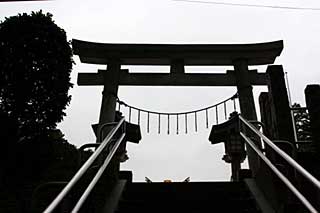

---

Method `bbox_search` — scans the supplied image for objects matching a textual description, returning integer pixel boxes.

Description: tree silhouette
[0,11,73,138]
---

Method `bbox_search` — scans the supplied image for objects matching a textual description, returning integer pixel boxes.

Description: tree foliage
[0,11,73,138]
[292,103,312,141]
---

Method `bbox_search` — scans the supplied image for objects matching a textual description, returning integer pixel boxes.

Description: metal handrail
[240,133,317,213]
[43,117,126,213]
[239,115,320,189]
[79,143,101,151]
[247,120,265,131]
[98,121,119,142]
[239,115,320,213]
[71,133,126,213]
[78,143,102,167]
[31,182,68,212]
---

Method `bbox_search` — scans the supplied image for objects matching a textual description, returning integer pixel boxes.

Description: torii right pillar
[233,59,260,177]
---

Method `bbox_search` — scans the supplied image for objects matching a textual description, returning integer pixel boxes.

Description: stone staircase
[115,181,261,213]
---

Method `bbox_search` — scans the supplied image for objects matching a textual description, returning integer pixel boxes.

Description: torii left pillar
[233,59,260,177]
[98,60,121,180]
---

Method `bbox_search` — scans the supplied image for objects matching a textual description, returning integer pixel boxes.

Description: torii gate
[72,39,283,177]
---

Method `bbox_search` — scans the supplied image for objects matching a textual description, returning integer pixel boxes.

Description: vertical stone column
[259,92,281,161]
[233,59,260,176]
[259,92,275,139]
[305,84,320,154]
[97,60,121,183]
[98,60,121,131]
[266,65,295,145]
[170,59,185,74]
[258,66,298,210]
[231,156,241,181]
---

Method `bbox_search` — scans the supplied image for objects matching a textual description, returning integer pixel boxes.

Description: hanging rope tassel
[167,114,170,135]
[185,114,188,134]
[158,114,161,134]
[215,106,219,125]
[205,109,209,128]
[194,112,198,132]
[224,102,227,119]
[176,114,179,134]
[147,112,150,133]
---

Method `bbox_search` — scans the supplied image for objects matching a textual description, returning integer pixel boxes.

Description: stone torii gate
[72,39,283,177]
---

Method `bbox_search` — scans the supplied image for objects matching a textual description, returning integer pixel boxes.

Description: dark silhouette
[0,112,19,186]
[0,11,77,212]
[0,11,73,139]
[16,129,79,183]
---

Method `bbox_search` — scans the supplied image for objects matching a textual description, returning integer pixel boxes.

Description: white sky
[1,0,320,182]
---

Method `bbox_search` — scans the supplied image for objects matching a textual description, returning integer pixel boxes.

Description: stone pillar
[258,67,299,211]
[258,93,285,211]
[231,156,241,181]
[305,84,320,154]
[98,60,121,133]
[233,59,260,176]
[233,60,258,120]
[97,60,121,183]
[258,91,279,163]
[259,92,275,139]
[266,65,295,145]
[170,59,185,74]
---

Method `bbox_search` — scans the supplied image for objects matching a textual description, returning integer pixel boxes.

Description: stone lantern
[209,113,246,181]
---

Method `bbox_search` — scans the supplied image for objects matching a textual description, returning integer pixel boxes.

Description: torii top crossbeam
[72,39,283,66]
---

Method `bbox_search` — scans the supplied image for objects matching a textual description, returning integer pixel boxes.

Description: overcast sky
[1,0,320,182]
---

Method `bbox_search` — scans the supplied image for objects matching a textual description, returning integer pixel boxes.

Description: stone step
[115,182,261,213]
